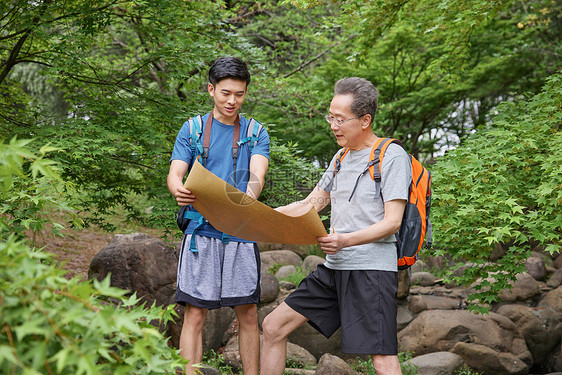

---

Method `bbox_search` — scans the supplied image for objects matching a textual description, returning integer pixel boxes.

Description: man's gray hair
[334,77,379,124]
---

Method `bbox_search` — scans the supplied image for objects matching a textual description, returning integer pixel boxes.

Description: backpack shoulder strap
[368,138,403,180]
[324,148,349,192]
[201,112,214,164]
[333,148,350,175]
[237,118,263,152]
[365,138,402,198]
[188,115,204,168]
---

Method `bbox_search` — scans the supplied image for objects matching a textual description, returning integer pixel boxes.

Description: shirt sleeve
[380,144,411,202]
[170,120,193,165]
[317,151,339,192]
[251,123,271,160]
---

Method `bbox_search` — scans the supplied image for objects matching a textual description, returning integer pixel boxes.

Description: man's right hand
[173,186,196,206]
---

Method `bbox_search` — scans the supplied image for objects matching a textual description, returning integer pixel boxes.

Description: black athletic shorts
[284,264,398,355]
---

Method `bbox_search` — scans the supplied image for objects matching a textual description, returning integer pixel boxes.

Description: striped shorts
[175,234,261,309]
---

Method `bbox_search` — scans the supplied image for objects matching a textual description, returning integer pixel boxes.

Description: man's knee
[235,304,258,327]
[183,305,207,329]
[262,311,290,343]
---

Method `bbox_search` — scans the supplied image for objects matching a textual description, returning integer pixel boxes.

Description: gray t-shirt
[318,143,411,272]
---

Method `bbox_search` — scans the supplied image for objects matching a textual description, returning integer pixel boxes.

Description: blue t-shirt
[170,112,270,242]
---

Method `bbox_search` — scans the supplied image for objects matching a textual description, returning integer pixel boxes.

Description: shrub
[431,73,562,313]
[0,138,187,374]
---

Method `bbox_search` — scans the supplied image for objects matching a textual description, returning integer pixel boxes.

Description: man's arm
[275,186,331,217]
[246,154,269,199]
[167,159,196,206]
[317,199,406,255]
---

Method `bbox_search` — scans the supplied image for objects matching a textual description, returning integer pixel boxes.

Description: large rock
[547,268,562,288]
[497,304,561,365]
[314,353,356,375]
[452,342,529,375]
[408,295,461,314]
[539,286,562,313]
[260,272,280,304]
[410,271,437,286]
[555,253,562,269]
[404,351,465,375]
[302,255,325,274]
[410,260,429,273]
[88,233,178,306]
[398,309,532,374]
[261,250,303,273]
[525,255,546,280]
[398,269,410,299]
[276,265,297,279]
[288,323,343,360]
[499,272,541,302]
[397,304,414,331]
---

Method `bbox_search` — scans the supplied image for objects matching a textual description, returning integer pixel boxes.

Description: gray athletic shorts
[175,234,261,309]
[284,264,398,355]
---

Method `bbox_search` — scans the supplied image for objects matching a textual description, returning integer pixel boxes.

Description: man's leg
[179,304,208,375]
[261,301,309,375]
[234,304,260,375]
[372,354,402,375]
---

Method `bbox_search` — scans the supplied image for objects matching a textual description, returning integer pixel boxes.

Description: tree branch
[283,34,357,79]
[0,29,32,85]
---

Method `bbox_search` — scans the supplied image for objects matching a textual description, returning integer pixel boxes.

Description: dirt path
[35,225,167,281]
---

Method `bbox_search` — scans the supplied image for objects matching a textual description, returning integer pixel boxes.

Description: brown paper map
[184,160,327,244]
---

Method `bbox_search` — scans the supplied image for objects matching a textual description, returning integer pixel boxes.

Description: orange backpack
[334,138,432,270]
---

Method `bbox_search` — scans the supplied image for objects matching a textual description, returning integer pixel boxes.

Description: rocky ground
[40,228,562,375]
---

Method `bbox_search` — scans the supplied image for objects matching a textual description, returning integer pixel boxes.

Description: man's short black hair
[208,57,251,87]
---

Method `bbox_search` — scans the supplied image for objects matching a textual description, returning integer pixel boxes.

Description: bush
[431,73,562,312]
[0,236,186,374]
[0,138,187,374]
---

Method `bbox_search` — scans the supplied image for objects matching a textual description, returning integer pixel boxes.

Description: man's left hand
[317,233,347,255]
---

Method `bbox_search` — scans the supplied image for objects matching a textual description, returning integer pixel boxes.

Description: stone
[397,269,410,299]
[404,351,465,375]
[408,295,460,314]
[555,254,562,269]
[261,250,303,273]
[526,255,547,280]
[452,342,528,375]
[398,310,532,373]
[397,304,414,331]
[499,272,541,302]
[547,268,562,288]
[497,304,560,365]
[314,353,356,375]
[302,255,325,274]
[289,323,343,360]
[88,233,178,306]
[276,265,297,279]
[193,364,220,375]
[410,259,429,273]
[260,272,280,304]
[284,369,315,375]
[286,342,317,368]
[539,286,562,313]
[411,271,437,286]
[279,280,297,290]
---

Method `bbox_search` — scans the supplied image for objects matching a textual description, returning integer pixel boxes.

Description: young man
[260,77,410,375]
[167,57,269,375]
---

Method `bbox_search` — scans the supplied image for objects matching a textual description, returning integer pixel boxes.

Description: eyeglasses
[325,114,367,127]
